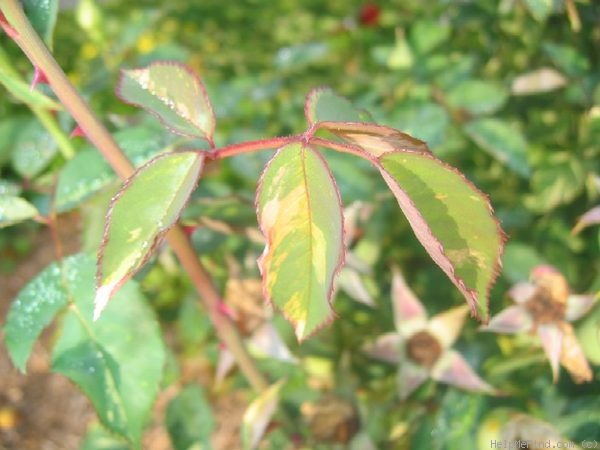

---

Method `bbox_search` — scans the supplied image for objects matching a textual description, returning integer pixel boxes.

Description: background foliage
[1,0,600,449]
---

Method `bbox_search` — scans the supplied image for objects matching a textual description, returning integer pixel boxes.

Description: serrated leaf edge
[116,61,216,144]
[255,143,346,341]
[95,150,204,319]
[377,150,506,321]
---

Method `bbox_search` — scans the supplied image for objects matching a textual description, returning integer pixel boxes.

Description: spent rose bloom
[482,265,596,383]
[365,268,495,399]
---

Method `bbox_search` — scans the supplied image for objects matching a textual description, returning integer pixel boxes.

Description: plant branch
[1,0,268,392]
[211,135,301,160]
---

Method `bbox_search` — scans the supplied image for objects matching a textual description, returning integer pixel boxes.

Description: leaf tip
[93,282,116,321]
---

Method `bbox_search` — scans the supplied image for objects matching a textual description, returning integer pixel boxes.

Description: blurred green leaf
[80,423,130,450]
[52,254,165,447]
[55,126,175,212]
[409,20,450,55]
[0,196,38,229]
[96,151,204,318]
[4,257,67,372]
[501,242,545,283]
[256,143,343,341]
[23,0,59,48]
[166,384,215,450]
[11,120,58,179]
[446,80,508,115]
[0,48,61,109]
[464,118,530,178]
[523,0,554,21]
[526,155,585,212]
[543,43,590,77]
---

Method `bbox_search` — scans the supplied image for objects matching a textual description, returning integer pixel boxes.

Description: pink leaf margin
[95,150,204,318]
[254,142,346,342]
[115,61,216,146]
[377,150,506,322]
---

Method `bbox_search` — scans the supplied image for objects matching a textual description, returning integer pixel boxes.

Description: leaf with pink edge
[117,62,215,142]
[256,143,344,341]
[378,151,505,321]
[96,151,203,319]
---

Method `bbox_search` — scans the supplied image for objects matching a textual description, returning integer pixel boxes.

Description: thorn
[182,225,197,236]
[216,301,236,319]
[69,125,86,138]
[0,12,18,39]
[218,341,227,351]
[30,67,50,90]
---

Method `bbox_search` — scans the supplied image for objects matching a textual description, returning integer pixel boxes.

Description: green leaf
[80,423,130,450]
[241,380,285,450]
[0,196,39,228]
[96,151,203,318]
[409,20,450,55]
[501,242,545,283]
[446,80,508,115]
[4,259,68,372]
[523,0,553,21]
[378,151,505,320]
[256,143,344,341]
[11,120,58,179]
[526,154,585,212]
[22,0,59,48]
[464,118,530,178]
[304,87,371,125]
[51,254,165,447]
[55,127,175,212]
[117,62,215,142]
[543,43,590,77]
[0,48,61,109]
[166,385,215,450]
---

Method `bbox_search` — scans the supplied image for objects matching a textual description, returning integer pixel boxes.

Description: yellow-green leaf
[256,143,344,341]
[96,151,203,319]
[379,151,505,320]
[117,62,215,142]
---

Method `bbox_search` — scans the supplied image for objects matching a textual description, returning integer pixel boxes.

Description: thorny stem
[1,0,268,392]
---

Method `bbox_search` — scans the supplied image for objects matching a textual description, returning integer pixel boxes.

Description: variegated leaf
[256,143,344,341]
[96,151,203,319]
[378,151,505,321]
[117,62,215,142]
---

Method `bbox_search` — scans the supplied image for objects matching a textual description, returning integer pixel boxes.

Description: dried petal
[397,361,429,400]
[364,333,403,364]
[431,350,496,394]
[391,267,427,336]
[215,346,236,383]
[573,205,600,234]
[537,323,564,382]
[428,305,469,349]
[559,322,593,383]
[481,305,533,333]
[508,282,536,304]
[531,265,569,305]
[565,294,597,322]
